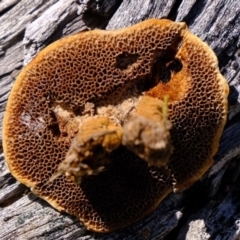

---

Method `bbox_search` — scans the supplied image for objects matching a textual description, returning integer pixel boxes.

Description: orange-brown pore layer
[3,19,228,232]
[147,30,229,191]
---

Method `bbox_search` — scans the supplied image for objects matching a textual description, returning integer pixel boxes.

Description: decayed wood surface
[0,0,240,239]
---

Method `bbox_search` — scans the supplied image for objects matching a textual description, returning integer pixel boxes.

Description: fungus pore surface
[3,19,229,232]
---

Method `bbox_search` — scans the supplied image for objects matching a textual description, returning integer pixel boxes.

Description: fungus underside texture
[2,19,228,232]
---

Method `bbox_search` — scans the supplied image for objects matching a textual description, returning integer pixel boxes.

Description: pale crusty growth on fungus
[56,95,172,183]
[2,19,229,232]
[122,96,173,167]
[50,117,123,184]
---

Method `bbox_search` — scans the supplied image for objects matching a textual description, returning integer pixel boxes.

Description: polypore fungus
[3,19,229,232]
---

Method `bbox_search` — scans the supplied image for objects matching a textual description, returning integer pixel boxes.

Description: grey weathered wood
[0,0,19,14]
[0,0,240,239]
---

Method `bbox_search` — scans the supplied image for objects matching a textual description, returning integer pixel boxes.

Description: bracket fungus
[3,19,229,232]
